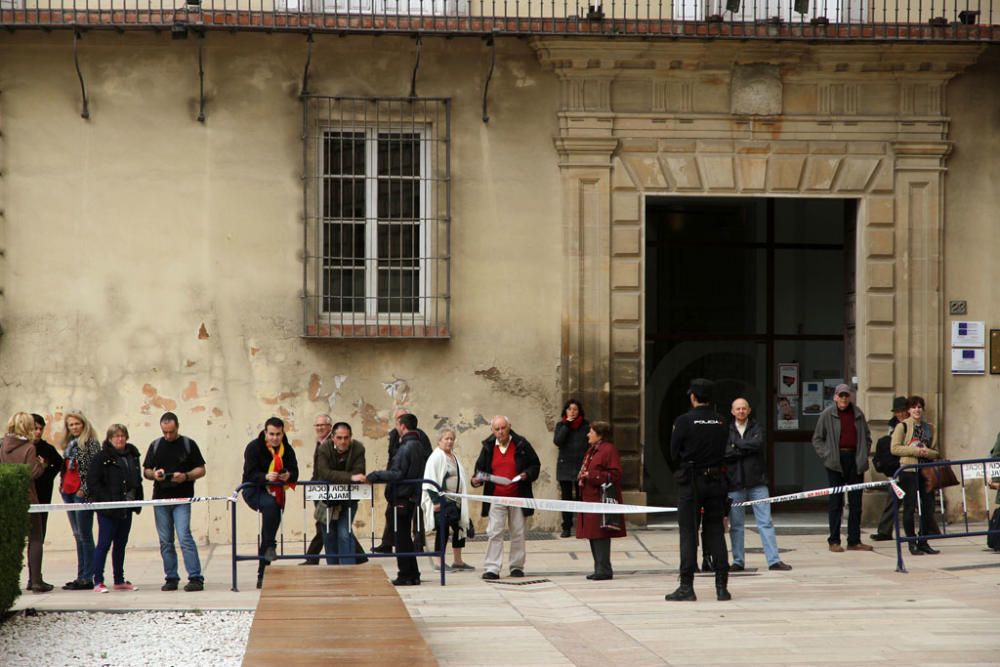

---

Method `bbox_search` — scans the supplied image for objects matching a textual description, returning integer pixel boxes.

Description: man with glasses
[811,384,873,553]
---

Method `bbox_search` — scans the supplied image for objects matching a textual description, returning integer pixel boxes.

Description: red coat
[575,441,626,540]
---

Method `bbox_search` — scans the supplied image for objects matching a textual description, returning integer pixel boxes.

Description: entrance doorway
[643,197,857,509]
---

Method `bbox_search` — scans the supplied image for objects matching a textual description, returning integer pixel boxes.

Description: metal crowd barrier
[892,456,1000,573]
[230,478,447,591]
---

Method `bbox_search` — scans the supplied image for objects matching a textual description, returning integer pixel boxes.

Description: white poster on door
[801,381,823,415]
[776,396,799,430]
[778,363,799,396]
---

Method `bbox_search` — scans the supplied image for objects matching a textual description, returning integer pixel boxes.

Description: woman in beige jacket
[890,395,940,555]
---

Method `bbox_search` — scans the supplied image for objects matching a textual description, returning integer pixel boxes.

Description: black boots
[715,572,732,601]
[665,576,697,602]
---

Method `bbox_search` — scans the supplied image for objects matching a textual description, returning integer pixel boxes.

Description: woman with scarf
[553,399,589,538]
[422,428,474,572]
[88,424,144,593]
[576,421,625,580]
[2,412,47,592]
[59,410,103,590]
[890,395,941,555]
[242,417,299,589]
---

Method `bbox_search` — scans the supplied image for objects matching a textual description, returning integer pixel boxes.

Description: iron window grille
[303,96,450,338]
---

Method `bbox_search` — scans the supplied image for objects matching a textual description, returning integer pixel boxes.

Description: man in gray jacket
[811,384,874,553]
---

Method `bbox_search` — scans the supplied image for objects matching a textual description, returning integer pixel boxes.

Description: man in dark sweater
[366,413,431,586]
[811,384,873,552]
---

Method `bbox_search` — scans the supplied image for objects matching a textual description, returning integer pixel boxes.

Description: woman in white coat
[422,428,474,571]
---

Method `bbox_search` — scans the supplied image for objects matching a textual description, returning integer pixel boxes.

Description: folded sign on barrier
[304,484,373,501]
[961,462,1000,480]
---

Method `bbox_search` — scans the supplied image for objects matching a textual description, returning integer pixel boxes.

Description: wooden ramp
[242,564,437,666]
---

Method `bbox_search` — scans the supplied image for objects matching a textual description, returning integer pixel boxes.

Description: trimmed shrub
[0,464,30,614]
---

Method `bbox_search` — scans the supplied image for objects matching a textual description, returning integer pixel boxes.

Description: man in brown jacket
[314,422,367,564]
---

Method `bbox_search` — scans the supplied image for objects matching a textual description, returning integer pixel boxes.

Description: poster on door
[776,396,799,430]
[778,363,799,396]
[801,381,823,415]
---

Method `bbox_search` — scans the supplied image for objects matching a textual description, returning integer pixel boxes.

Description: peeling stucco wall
[0,32,566,547]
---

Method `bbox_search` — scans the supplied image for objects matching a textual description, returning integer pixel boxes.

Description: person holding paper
[576,421,625,581]
[890,395,940,555]
[471,416,541,580]
[314,421,367,565]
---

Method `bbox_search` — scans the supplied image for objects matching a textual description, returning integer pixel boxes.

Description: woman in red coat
[576,421,625,580]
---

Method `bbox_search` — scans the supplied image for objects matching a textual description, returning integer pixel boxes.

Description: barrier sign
[304,484,372,502]
[961,462,1000,480]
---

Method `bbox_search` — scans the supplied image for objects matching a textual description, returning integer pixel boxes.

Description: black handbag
[600,476,625,532]
[988,508,1000,552]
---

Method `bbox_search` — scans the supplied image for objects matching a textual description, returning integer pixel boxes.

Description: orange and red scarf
[267,442,296,508]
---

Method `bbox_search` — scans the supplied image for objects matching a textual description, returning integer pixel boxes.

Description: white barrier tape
[444,492,677,514]
[889,480,906,499]
[734,480,898,508]
[29,494,238,514]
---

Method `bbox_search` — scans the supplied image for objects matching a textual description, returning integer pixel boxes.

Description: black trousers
[677,474,728,585]
[826,453,863,546]
[559,481,579,531]
[899,472,935,546]
[589,538,612,577]
[393,501,420,581]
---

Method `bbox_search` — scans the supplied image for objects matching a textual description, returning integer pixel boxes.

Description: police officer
[663,378,731,602]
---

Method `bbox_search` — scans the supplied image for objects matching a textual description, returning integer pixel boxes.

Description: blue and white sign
[951,320,985,348]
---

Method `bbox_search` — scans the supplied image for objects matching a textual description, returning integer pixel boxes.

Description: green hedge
[0,464,30,614]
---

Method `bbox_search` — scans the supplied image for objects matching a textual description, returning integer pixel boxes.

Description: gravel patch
[0,610,253,667]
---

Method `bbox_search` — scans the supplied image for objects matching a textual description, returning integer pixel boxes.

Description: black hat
[891,396,908,412]
[687,378,714,402]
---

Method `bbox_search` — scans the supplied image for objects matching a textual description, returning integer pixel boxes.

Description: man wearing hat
[811,383,873,552]
[663,378,731,602]
[870,396,910,541]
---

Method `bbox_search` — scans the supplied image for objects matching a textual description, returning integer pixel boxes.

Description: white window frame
[318,125,432,321]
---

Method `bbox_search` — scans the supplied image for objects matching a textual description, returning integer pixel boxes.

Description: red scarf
[267,443,296,508]
[566,415,584,430]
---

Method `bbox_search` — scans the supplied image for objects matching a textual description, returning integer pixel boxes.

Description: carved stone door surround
[535,39,983,503]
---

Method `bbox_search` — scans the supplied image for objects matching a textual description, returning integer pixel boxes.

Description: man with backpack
[869,397,907,541]
[143,412,207,592]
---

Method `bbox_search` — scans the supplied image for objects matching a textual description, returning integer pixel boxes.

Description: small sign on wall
[951,321,985,348]
[951,348,985,375]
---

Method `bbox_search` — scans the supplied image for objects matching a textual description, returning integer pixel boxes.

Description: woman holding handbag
[576,421,625,580]
[422,429,474,571]
[890,395,941,555]
[59,410,103,590]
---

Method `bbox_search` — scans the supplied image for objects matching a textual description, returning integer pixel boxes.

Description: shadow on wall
[643,345,761,507]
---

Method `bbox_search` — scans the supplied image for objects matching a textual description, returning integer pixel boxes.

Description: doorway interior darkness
[642,197,858,509]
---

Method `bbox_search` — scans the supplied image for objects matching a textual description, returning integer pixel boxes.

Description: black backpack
[873,423,905,475]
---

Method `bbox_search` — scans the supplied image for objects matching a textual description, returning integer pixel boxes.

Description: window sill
[303,323,450,339]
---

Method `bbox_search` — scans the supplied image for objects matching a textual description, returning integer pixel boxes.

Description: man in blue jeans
[725,398,792,572]
[143,412,207,592]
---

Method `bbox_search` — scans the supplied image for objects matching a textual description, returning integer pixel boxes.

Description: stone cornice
[530,38,985,77]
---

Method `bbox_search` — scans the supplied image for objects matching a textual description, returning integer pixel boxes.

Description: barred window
[304,97,450,338]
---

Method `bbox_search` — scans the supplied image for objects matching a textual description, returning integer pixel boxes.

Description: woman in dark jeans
[553,399,589,538]
[890,395,941,555]
[88,424,144,592]
[60,410,103,590]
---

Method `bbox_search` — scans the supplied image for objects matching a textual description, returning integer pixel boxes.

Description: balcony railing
[1,0,997,40]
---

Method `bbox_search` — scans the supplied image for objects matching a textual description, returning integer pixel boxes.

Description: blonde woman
[2,412,47,592]
[60,410,102,590]
[422,429,474,571]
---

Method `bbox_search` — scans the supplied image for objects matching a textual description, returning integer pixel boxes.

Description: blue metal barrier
[892,456,1000,573]
[230,478,447,591]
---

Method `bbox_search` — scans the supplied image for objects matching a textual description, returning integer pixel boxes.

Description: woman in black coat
[553,399,589,538]
[88,424,144,593]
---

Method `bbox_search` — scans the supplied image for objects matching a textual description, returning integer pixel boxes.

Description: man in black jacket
[470,416,541,580]
[663,379,731,602]
[725,398,791,572]
[242,417,299,589]
[374,408,433,553]
[367,413,430,586]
